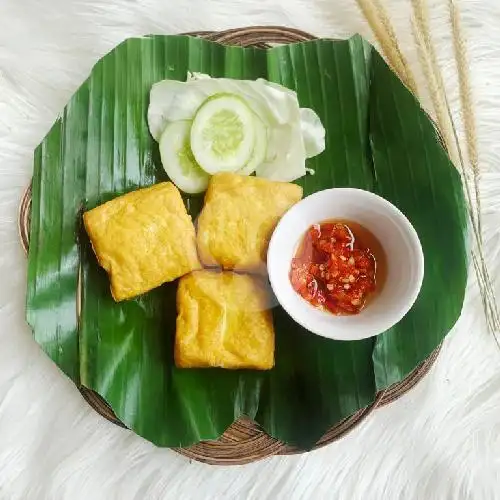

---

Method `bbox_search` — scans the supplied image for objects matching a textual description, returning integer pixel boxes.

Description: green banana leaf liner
[26,34,468,449]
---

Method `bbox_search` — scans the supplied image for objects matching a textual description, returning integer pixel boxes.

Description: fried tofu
[175,271,274,370]
[197,173,303,273]
[83,182,201,301]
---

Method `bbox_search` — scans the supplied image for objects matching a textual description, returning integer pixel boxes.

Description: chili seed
[326,284,334,291]
[344,284,351,290]
[348,274,355,282]
[351,299,361,306]
[348,257,355,266]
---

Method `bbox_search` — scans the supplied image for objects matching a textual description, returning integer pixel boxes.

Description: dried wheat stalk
[411,0,500,335]
[447,0,498,331]
[411,0,456,162]
[449,0,482,239]
[355,0,418,93]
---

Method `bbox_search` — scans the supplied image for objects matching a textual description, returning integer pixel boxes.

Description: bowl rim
[267,187,425,341]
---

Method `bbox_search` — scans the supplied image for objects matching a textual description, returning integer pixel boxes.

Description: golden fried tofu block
[197,173,303,273]
[175,271,274,369]
[83,182,201,301]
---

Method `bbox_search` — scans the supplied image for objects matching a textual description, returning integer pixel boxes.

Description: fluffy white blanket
[0,0,499,498]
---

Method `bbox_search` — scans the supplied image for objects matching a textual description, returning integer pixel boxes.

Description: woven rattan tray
[19,26,441,466]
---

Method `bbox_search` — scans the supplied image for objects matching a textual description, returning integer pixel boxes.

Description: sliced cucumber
[238,115,268,176]
[158,120,210,194]
[190,94,256,174]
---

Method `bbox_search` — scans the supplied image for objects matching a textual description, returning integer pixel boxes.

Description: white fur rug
[1,0,500,498]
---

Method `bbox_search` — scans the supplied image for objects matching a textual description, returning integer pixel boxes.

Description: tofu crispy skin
[197,173,303,273]
[175,270,275,370]
[83,182,201,301]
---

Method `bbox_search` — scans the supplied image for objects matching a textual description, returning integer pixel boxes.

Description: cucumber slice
[158,120,210,194]
[190,94,256,174]
[238,115,268,176]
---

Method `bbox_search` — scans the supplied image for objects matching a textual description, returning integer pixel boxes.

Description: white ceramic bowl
[267,188,424,341]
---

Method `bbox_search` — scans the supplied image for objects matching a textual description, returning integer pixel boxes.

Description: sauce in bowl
[289,220,386,315]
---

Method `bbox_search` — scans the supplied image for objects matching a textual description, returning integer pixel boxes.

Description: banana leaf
[26,34,467,449]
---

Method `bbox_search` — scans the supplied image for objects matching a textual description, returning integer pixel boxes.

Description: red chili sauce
[290,221,383,315]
